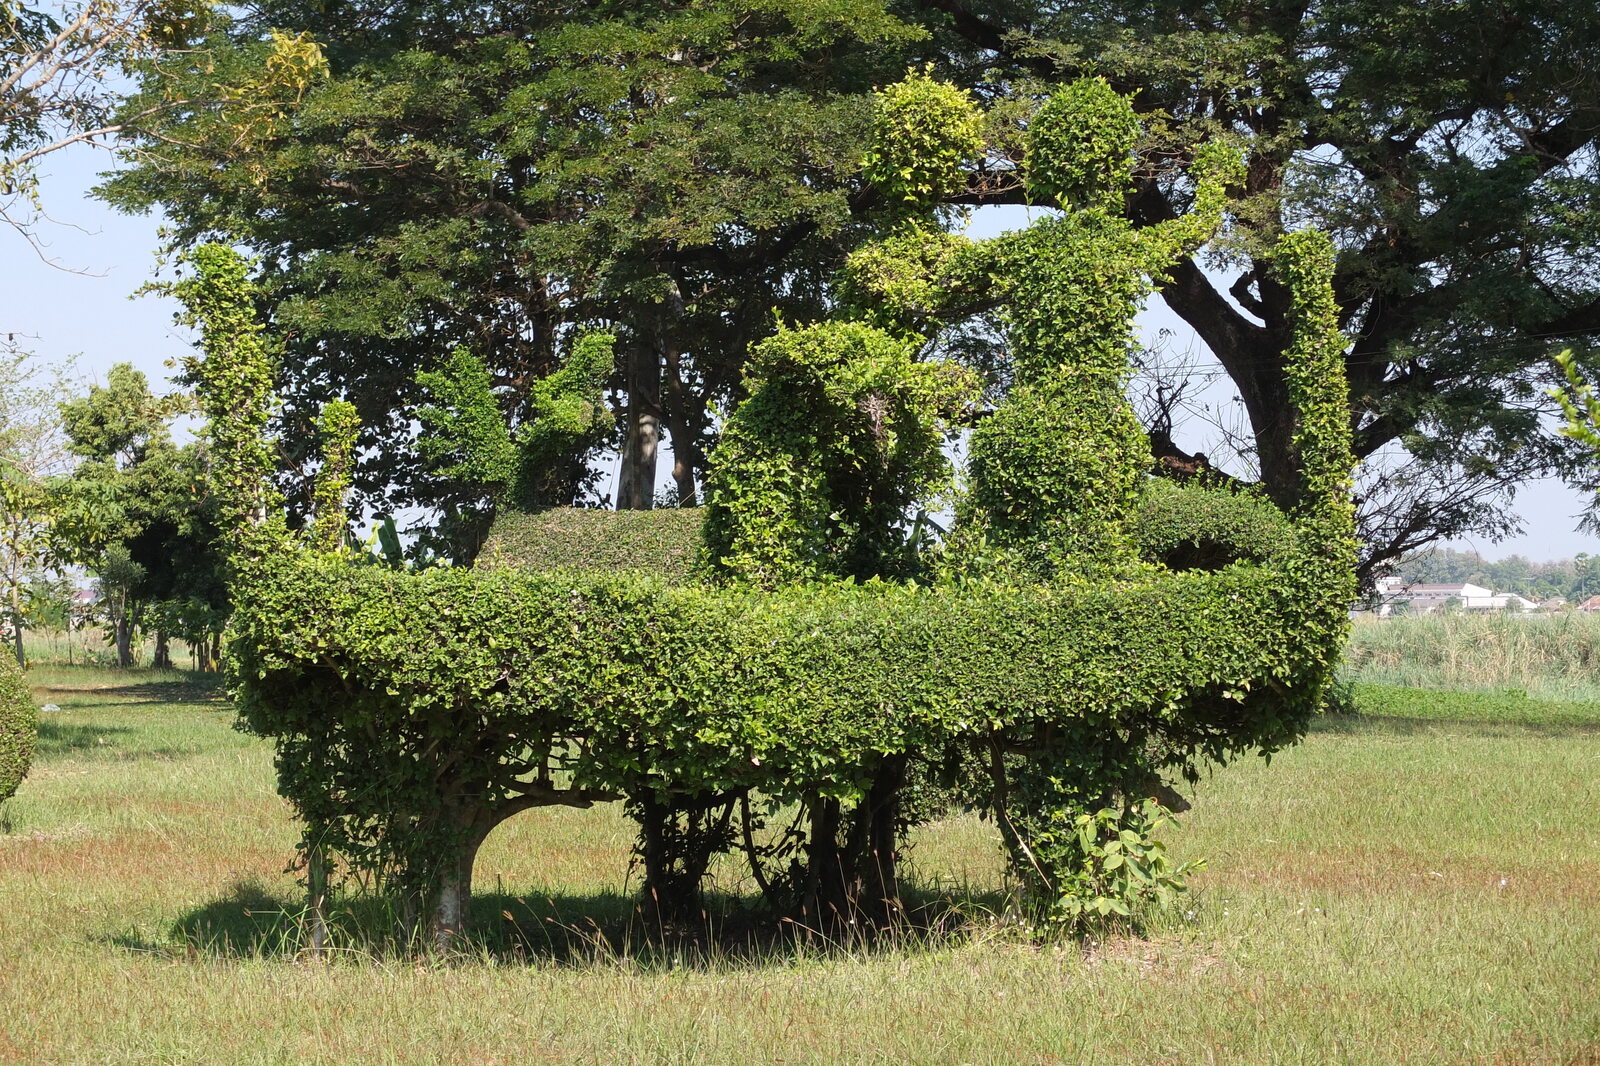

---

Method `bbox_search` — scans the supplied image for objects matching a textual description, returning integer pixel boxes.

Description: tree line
[0,353,226,668]
[1388,547,1600,603]
[5,0,1595,580]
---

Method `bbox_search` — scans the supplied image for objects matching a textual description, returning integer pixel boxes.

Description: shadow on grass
[32,671,226,711]
[34,721,137,757]
[1312,713,1600,739]
[111,878,1009,969]
[35,720,208,762]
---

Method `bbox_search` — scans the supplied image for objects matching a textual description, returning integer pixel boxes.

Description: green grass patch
[1344,681,1600,730]
[1,668,1597,1064]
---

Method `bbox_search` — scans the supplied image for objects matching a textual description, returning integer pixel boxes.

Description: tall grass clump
[1346,611,1600,699]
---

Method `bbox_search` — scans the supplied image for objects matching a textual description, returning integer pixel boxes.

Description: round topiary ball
[0,654,37,802]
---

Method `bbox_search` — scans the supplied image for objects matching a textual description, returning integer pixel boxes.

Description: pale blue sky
[5,144,1596,562]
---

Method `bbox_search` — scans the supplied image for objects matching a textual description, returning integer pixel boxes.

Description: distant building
[1372,579,1539,615]
[1578,595,1600,613]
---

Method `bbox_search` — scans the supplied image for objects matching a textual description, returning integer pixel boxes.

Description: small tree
[51,362,222,667]
[0,348,73,666]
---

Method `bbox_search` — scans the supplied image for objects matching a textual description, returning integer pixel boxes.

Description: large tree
[104,0,925,556]
[107,0,1600,573]
[915,0,1600,576]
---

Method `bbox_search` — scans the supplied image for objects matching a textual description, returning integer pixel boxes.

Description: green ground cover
[1,666,1598,1065]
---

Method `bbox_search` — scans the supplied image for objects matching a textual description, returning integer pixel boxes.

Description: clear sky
[5,144,1596,562]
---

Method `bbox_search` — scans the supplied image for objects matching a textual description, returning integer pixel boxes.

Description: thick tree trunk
[153,630,172,670]
[430,833,482,952]
[115,613,133,669]
[801,795,845,929]
[858,757,907,928]
[617,342,662,511]
[636,791,734,930]
[9,610,22,669]
[799,760,909,934]
[660,348,704,506]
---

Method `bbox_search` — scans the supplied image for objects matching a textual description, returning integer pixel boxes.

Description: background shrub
[0,655,37,802]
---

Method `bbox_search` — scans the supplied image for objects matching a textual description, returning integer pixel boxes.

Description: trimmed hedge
[233,525,1338,883]
[477,507,704,582]
[191,76,1357,944]
[0,655,36,802]
[1133,481,1296,572]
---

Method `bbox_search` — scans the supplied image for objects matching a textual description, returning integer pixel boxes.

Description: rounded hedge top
[1024,77,1140,210]
[0,655,36,803]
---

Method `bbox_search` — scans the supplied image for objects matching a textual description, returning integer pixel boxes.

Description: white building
[1372,579,1539,615]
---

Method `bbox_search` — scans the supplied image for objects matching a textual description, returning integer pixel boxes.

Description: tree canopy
[921,0,1600,574]
[102,0,1600,572]
[104,0,928,555]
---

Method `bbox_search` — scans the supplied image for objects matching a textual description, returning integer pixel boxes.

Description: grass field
[1346,611,1600,701]
[2,665,1599,1065]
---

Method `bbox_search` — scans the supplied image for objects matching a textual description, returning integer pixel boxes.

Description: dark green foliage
[415,334,616,516]
[477,508,703,584]
[103,0,926,540]
[0,653,34,801]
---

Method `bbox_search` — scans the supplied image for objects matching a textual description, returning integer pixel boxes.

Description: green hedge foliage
[232,522,1336,886]
[204,75,1355,943]
[477,507,703,582]
[700,321,975,586]
[0,655,36,802]
[1132,481,1296,571]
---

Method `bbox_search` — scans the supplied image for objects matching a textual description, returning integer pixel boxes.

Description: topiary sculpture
[183,73,1355,949]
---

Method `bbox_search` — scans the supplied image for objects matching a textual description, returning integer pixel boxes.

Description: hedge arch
[191,76,1356,949]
